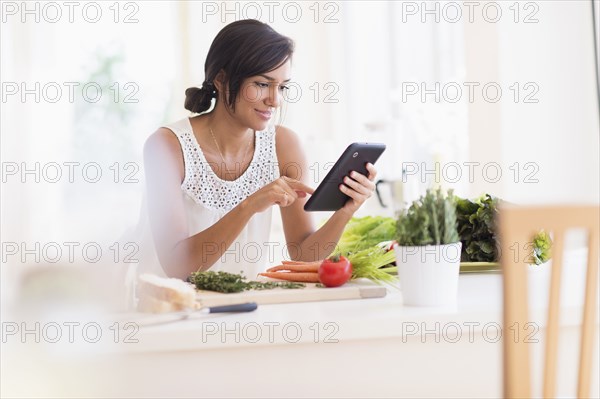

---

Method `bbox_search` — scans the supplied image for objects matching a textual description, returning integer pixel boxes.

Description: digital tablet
[304,142,386,212]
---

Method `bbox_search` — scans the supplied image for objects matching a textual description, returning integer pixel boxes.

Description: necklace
[209,126,253,177]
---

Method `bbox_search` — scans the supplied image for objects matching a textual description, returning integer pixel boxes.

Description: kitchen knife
[134,302,258,327]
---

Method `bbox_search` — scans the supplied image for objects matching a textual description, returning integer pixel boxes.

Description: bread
[137,295,182,313]
[136,273,198,313]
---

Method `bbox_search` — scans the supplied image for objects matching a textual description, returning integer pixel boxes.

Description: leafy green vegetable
[346,245,398,284]
[395,188,460,246]
[189,271,305,293]
[453,193,552,265]
[334,216,396,255]
[454,194,500,262]
[330,216,398,285]
[530,230,552,265]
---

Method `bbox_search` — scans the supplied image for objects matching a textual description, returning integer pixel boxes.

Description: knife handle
[206,302,258,313]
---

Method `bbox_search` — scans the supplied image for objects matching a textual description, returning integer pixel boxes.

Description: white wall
[466,0,600,204]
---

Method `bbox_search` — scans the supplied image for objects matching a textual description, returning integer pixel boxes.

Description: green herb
[246,280,306,291]
[346,245,398,284]
[454,194,500,262]
[189,271,305,293]
[333,216,396,256]
[395,188,460,246]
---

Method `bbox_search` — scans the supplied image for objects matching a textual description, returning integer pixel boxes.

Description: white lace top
[134,116,280,279]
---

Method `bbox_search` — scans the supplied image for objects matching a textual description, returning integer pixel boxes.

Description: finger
[350,172,375,197]
[343,175,370,196]
[274,191,290,207]
[348,171,376,191]
[340,183,368,202]
[365,163,377,180]
[274,178,298,199]
[285,179,315,195]
[283,184,301,201]
[281,192,290,207]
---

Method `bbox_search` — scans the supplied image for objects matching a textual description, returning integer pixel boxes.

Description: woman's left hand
[338,162,377,216]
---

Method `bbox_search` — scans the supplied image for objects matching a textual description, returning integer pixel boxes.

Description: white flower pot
[394,242,462,306]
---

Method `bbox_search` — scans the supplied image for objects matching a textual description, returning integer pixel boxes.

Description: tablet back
[304,142,386,211]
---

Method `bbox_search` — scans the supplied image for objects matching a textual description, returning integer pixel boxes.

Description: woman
[143,20,377,280]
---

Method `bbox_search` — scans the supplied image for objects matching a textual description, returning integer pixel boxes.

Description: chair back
[499,205,599,398]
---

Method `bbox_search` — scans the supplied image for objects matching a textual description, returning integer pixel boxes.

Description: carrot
[266,264,320,273]
[259,272,320,283]
[281,260,322,266]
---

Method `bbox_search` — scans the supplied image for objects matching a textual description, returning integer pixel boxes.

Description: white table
[2,255,598,398]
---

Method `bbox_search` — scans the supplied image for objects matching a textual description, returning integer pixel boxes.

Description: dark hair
[184,20,294,114]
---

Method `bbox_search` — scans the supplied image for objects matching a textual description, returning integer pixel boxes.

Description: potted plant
[394,188,462,306]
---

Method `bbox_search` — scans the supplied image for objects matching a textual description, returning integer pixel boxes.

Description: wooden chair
[499,205,599,398]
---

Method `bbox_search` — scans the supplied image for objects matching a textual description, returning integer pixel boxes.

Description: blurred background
[2,0,599,246]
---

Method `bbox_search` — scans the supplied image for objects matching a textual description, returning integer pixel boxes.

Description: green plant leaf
[395,188,459,246]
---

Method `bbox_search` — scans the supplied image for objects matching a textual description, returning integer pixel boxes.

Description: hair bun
[184,86,213,114]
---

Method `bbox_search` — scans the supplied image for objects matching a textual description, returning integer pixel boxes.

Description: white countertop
[116,250,593,353]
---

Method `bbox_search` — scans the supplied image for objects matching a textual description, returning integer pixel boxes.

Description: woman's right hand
[244,176,315,214]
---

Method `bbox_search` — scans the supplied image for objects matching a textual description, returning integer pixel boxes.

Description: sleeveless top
[134,117,280,280]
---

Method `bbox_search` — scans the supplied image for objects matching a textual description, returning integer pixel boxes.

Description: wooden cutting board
[195,281,387,307]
